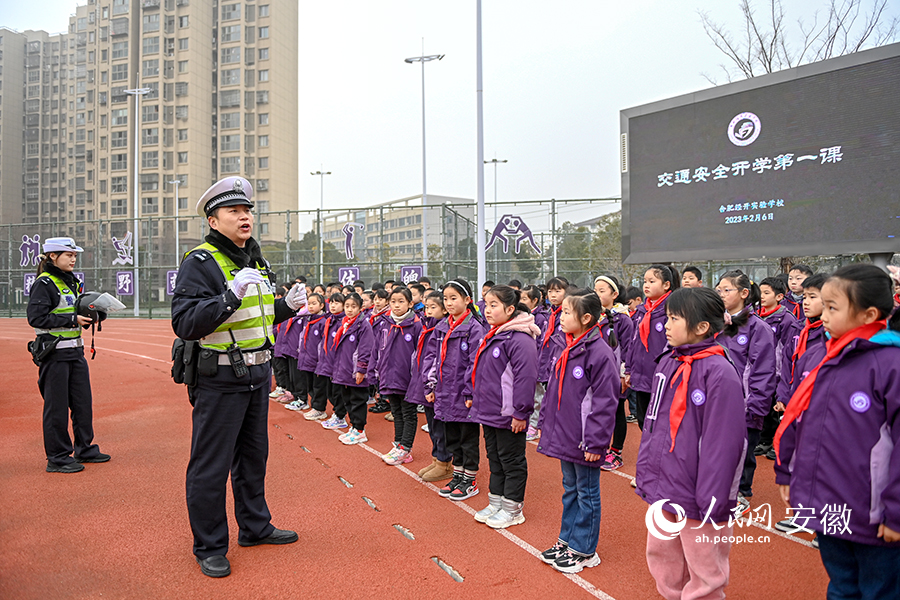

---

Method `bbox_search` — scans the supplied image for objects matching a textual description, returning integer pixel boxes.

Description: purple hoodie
[626,296,671,393]
[297,312,329,372]
[330,316,374,388]
[531,305,549,353]
[375,312,423,396]
[314,312,343,378]
[406,317,439,406]
[601,309,634,374]
[275,314,304,359]
[781,293,805,321]
[469,313,540,430]
[761,306,801,386]
[635,338,747,523]
[717,312,777,430]
[536,326,620,467]
[422,311,486,422]
[538,305,565,383]
[777,337,900,546]
[367,308,391,386]
[777,319,824,404]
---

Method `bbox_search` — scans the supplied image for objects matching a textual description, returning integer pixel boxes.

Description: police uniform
[171,176,303,578]
[26,237,108,473]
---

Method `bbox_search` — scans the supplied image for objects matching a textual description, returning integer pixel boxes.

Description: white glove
[232,268,266,299]
[285,283,308,311]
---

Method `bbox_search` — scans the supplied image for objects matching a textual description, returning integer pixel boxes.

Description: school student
[681,265,704,288]
[410,283,427,317]
[784,264,814,320]
[537,291,620,573]
[637,288,747,600]
[533,277,569,433]
[329,293,375,445]
[318,294,348,430]
[774,265,900,599]
[299,294,332,421]
[468,286,540,529]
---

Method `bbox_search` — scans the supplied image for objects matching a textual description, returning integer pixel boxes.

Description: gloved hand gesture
[285,283,307,311]
[231,268,266,299]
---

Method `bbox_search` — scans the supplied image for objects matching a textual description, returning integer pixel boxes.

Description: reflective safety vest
[33,272,81,339]
[194,242,275,351]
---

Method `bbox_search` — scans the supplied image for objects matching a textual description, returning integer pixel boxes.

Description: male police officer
[171,176,306,578]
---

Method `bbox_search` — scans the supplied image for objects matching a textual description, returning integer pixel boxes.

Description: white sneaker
[321,415,348,430]
[269,387,285,398]
[553,550,601,573]
[304,409,328,421]
[340,428,368,445]
[285,400,309,411]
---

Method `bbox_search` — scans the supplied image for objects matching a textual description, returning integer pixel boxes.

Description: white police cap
[196,176,254,217]
[42,237,84,253]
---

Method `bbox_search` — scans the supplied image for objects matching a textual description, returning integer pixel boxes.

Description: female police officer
[27,237,110,473]
[171,176,307,578]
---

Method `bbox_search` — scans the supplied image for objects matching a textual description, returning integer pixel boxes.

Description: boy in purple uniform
[329,293,375,445]
[317,294,347,430]
[783,264,813,320]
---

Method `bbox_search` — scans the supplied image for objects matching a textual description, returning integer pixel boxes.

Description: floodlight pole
[124,86,151,317]
[475,0,486,298]
[311,170,331,284]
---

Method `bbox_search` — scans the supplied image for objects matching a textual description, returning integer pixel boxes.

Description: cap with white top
[196,176,254,217]
[42,237,84,254]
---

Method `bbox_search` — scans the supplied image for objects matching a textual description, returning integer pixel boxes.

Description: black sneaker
[553,549,601,573]
[753,442,772,456]
[625,415,637,423]
[438,472,463,497]
[46,461,84,473]
[449,476,479,501]
[368,399,390,413]
[765,448,777,461]
[540,540,568,564]
[75,452,111,463]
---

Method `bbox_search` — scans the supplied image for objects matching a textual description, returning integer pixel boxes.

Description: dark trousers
[272,356,289,389]
[818,534,900,599]
[627,388,638,419]
[310,373,329,411]
[740,427,762,496]
[336,384,368,430]
[760,397,780,445]
[38,354,99,465]
[635,390,652,431]
[327,379,346,418]
[444,420,480,472]
[611,397,627,451]
[386,394,419,449]
[424,405,451,462]
[483,425,528,502]
[286,358,310,402]
[186,378,274,559]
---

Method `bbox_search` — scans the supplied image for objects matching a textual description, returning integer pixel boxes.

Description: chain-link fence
[1,197,894,317]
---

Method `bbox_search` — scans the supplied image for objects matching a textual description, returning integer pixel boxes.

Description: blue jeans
[559,460,602,556]
[818,534,900,599]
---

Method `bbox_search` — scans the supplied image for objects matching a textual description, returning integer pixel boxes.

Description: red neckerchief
[758,304,781,319]
[332,314,359,350]
[416,325,436,366]
[439,313,468,379]
[774,321,885,463]
[554,325,598,409]
[639,291,672,351]
[542,306,562,349]
[369,307,389,326]
[389,313,418,341]
[471,323,502,387]
[321,313,342,355]
[668,344,726,451]
[302,315,326,348]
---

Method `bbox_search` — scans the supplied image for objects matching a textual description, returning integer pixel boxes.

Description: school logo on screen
[728,112,761,146]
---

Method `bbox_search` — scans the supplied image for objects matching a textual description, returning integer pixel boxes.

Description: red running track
[0,318,828,599]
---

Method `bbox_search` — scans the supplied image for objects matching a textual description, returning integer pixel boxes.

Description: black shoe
[196,555,231,578]
[753,442,772,456]
[75,453,111,463]
[238,528,299,547]
[625,415,637,424]
[46,461,84,473]
[368,399,390,413]
[765,448,777,461]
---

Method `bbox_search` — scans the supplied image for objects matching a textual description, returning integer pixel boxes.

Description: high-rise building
[0,0,298,259]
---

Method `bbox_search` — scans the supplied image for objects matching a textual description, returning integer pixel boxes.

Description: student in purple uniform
[413,291,454,482]
[270,314,293,403]
[624,286,644,320]
[625,265,679,430]
[521,284,548,441]
[714,270,776,514]
[409,283,427,317]
[637,287,746,600]
[299,294,332,421]
[360,290,375,320]
[329,293,374,445]
[774,264,900,599]
[318,294,348,430]
[476,280,495,316]
[423,279,486,501]
[376,287,424,465]
[281,300,312,412]
[783,264,813,320]
[537,291,620,574]
[753,276,800,458]
[680,265,704,288]
[533,277,569,433]
[367,289,392,414]
[592,275,634,472]
[468,286,540,529]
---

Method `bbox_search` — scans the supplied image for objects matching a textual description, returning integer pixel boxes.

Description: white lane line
[90,336,173,349]
[91,346,170,364]
[351,440,616,600]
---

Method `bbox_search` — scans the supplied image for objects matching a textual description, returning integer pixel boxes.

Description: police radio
[226,330,249,378]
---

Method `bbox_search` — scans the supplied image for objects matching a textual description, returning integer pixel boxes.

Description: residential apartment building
[0,0,297,260]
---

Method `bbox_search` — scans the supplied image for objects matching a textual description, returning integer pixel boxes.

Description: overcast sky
[3,1,898,228]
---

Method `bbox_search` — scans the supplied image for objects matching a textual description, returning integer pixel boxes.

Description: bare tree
[699,0,899,83]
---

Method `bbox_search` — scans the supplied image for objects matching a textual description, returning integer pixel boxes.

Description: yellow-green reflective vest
[194,242,275,351]
[33,273,81,339]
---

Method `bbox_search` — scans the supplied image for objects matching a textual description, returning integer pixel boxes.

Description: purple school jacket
[367,309,391,386]
[635,338,747,523]
[717,313,777,430]
[777,336,900,546]
[297,313,329,372]
[469,314,540,430]
[375,313,423,397]
[330,316,375,388]
[275,314,304,359]
[407,317,438,406]
[761,306,801,385]
[536,327,620,467]
[777,320,825,404]
[532,305,549,350]
[601,309,634,374]
[626,297,671,393]
[422,312,486,423]
[314,312,343,378]
[781,293,805,321]
[537,306,565,383]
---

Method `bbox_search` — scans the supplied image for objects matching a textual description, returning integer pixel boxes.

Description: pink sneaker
[525,426,539,441]
[384,447,413,466]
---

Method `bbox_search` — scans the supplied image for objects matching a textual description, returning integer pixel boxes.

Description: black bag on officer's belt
[171,338,199,386]
[28,336,61,366]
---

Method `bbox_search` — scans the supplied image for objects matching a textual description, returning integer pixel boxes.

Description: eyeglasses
[716,288,738,295]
